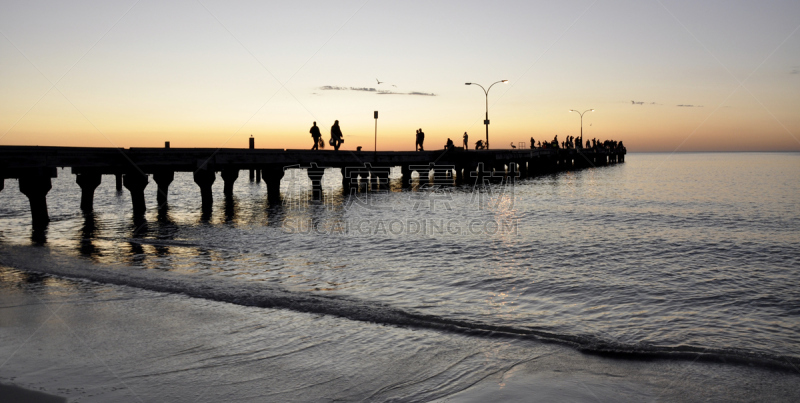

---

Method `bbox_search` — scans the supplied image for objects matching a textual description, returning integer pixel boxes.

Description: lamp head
[465,83,471,85]
[502,80,508,83]
[591,109,595,112]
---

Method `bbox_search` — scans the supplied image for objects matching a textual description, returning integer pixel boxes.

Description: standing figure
[310,121,321,150]
[463,132,469,149]
[417,128,425,151]
[331,120,343,150]
[530,137,535,149]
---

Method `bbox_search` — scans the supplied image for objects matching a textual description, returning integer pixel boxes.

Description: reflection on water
[157,204,171,223]
[1,156,799,364]
[78,211,99,258]
[224,195,236,223]
[31,226,47,245]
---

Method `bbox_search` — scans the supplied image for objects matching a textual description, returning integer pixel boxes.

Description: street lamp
[569,109,594,142]
[466,80,508,149]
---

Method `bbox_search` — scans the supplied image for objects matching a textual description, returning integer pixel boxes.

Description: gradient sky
[2,0,799,151]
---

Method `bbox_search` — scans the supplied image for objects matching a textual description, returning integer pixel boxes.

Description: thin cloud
[631,100,658,105]
[318,85,436,96]
[676,104,703,107]
[791,69,799,74]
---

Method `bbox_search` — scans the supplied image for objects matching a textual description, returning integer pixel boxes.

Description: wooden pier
[0,145,625,229]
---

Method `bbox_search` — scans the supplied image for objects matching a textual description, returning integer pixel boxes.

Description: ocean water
[1,152,799,402]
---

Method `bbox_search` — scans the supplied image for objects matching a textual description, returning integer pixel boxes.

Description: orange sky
[2,1,799,152]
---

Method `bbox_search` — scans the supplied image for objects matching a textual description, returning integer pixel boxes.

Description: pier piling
[193,170,216,212]
[123,172,149,215]
[75,172,102,211]
[263,166,284,203]
[401,166,412,188]
[153,171,174,206]
[307,166,325,199]
[221,169,239,196]
[19,171,54,229]
[341,167,352,194]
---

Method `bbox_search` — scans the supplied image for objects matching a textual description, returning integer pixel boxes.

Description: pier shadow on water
[78,211,100,258]
[30,226,47,245]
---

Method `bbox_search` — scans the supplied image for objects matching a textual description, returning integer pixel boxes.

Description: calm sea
[1,152,798,401]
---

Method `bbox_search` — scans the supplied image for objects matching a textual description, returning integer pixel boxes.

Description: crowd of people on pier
[308,121,623,152]
[517,135,625,151]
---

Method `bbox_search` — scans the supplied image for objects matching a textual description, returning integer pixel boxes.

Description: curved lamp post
[466,80,508,149]
[569,109,594,141]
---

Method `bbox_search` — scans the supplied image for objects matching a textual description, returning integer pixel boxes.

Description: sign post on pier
[374,111,378,156]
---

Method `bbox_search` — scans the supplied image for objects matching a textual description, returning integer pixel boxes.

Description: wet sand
[0,383,66,403]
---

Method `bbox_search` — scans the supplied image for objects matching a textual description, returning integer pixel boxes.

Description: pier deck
[0,145,625,228]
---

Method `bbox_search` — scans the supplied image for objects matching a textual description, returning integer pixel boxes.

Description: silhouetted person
[331,120,343,150]
[416,128,425,151]
[475,140,484,150]
[310,121,321,150]
[463,132,468,149]
[530,137,535,149]
[445,138,454,150]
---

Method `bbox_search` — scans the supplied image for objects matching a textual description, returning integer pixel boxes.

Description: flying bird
[376,78,384,84]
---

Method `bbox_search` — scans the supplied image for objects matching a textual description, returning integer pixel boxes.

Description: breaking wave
[2,244,798,373]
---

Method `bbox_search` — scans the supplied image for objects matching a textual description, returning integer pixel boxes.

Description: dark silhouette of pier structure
[0,142,625,229]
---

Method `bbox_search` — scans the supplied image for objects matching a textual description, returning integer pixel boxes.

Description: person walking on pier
[530,137,535,149]
[310,121,322,150]
[416,128,425,151]
[463,132,468,149]
[330,120,343,150]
